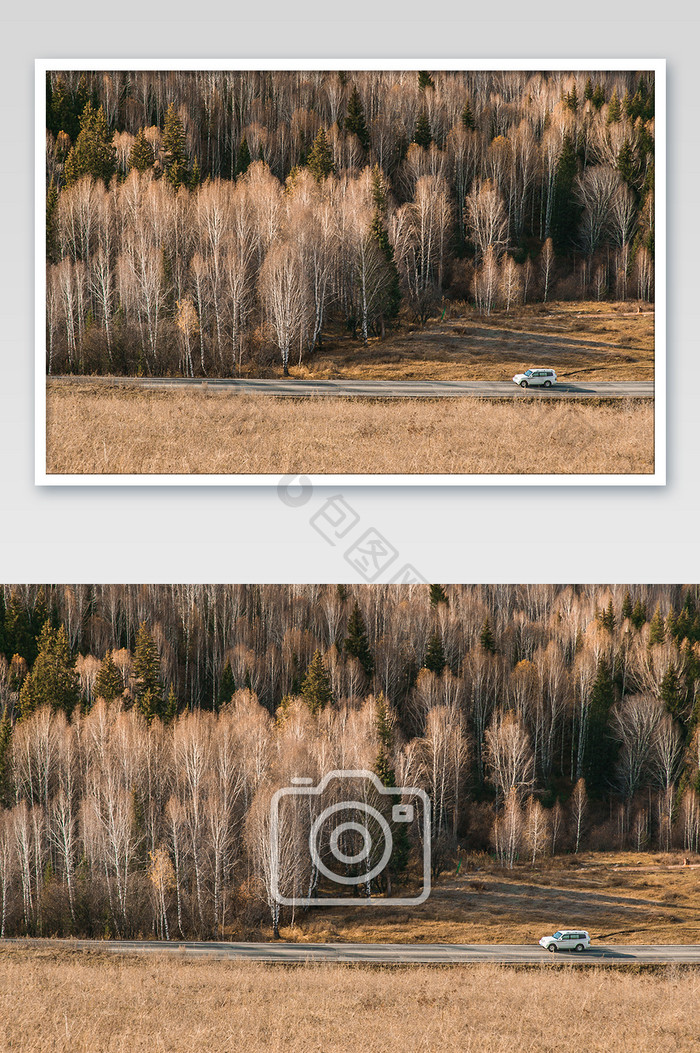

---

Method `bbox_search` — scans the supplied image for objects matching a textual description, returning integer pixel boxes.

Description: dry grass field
[0,947,698,1053]
[46,384,653,476]
[279,302,655,383]
[280,853,700,947]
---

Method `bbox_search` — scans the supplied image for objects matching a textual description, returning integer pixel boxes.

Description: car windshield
[553,932,563,939]
[524,370,533,376]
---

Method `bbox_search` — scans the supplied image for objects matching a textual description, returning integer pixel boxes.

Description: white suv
[512,368,557,388]
[539,930,590,953]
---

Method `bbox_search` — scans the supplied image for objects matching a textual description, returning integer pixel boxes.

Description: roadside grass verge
[46,385,654,476]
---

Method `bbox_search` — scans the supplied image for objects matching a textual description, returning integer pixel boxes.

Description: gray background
[1,3,696,584]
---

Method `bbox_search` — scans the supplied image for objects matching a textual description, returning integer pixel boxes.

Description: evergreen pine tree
[189,156,201,189]
[659,664,683,718]
[18,622,80,719]
[621,591,633,622]
[128,128,155,172]
[0,709,11,808]
[63,102,116,186]
[374,693,396,786]
[460,98,475,129]
[551,135,581,252]
[429,584,449,607]
[307,128,335,182]
[648,604,666,646]
[344,600,374,678]
[479,616,497,654]
[217,661,236,709]
[606,90,622,124]
[631,598,648,630]
[236,136,251,176]
[49,74,79,140]
[164,684,178,722]
[345,86,370,151]
[162,103,189,189]
[300,651,333,715]
[413,110,432,148]
[565,83,579,112]
[46,181,59,264]
[583,659,618,797]
[424,633,446,675]
[373,694,410,877]
[134,622,163,719]
[418,71,435,91]
[617,139,638,191]
[584,77,594,101]
[591,83,606,110]
[5,592,39,666]
[94,650,124,703]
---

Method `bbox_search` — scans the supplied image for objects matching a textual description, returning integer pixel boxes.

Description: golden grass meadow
[1,947,698,1053]
[46,385,653,476]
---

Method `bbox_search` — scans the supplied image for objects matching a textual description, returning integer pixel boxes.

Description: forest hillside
[45,70,655,376]
[0,584,696,940]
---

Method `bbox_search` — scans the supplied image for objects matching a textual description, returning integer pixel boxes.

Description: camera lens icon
[270,769,431,907]
[310,802,393,885]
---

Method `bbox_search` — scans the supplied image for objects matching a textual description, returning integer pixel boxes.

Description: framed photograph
[36,59,665,484]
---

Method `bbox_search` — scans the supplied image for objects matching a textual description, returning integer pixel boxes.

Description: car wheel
[575,944,584,953]
[543,380,552,387]
[520,380,528,388]
[548,944,557,953]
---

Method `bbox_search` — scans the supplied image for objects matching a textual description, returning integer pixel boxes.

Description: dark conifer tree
[424,633,446,675]
[413,109,432,148]
[134,622,163,720]
[621,591,633,622]
[162,103,189,189]
[345,86,370,151]
[631,598,648,630]
[551,135,580,252]
[236,136,251,176]
[606,90,622,124]
[4,592,37,665]
[128,128,155,172]
[429,584,449,607]
[583,659,618,797]
[46,181,59,264]
[591,83,606,110]
[584,77,594,101]
[418,71,435,91]
[94,650,124,704]
[18,622,79,719]
[307,128,335,182]
[480,616,497,654]
[648,604,666,646]
[345,600,374,678]
[218,661,236,709]
[63,102,116,186]
[0,708,11,806]
[659,664,683,719]
[164,684,178,722]
[460,98,475,129]
[301,651,333,715]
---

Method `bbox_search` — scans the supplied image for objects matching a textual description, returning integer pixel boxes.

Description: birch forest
[0,583,697,940]
[45,69,656,376]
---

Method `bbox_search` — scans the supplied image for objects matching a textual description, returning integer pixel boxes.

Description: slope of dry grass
[46,384,654,476]
[0,949,697,1053]
[281,853,700,947]
[293,302,655,383]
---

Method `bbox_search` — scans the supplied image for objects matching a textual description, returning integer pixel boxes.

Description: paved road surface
[50,377,654,399]
[3,939,696,965]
